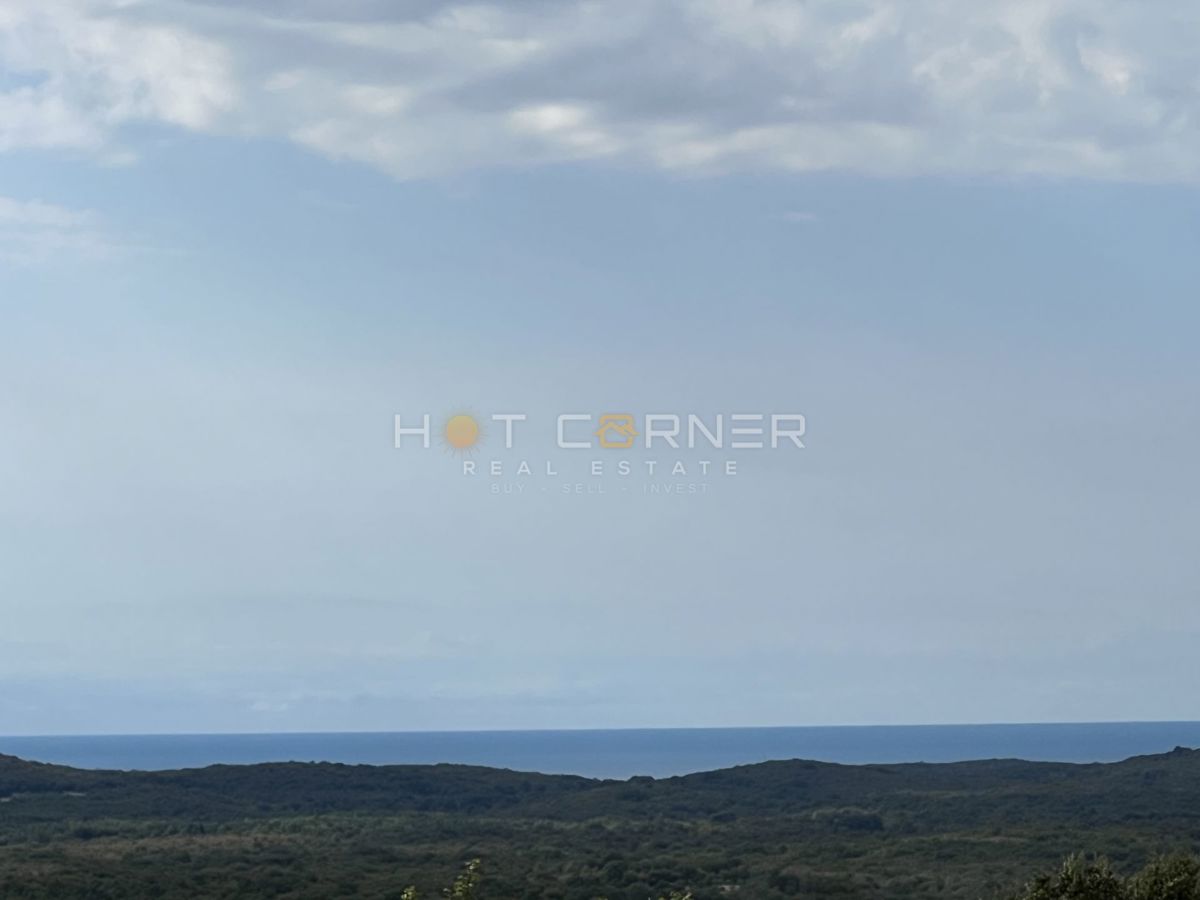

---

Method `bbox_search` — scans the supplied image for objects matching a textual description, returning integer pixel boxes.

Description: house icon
[595,414,638,449]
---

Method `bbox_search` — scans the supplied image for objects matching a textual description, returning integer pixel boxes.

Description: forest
[2,747,1199,898]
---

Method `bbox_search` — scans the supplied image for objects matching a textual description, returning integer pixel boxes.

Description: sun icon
[442,413,483,453]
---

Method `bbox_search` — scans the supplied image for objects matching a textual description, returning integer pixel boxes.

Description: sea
[3,722,1200,779]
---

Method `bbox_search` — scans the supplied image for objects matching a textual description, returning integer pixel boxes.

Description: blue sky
[1,1,1199,734]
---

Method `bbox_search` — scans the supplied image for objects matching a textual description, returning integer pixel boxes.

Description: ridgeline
[2,747,1199,898]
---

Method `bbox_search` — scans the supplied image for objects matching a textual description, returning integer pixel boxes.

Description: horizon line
[4,719,1199,741]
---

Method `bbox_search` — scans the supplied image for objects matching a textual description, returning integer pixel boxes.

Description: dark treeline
[2,748,1200,898]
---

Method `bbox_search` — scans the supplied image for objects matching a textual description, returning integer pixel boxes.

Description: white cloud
[2,0,1200,181]
[0,195,115,263]
[0,0,236,152]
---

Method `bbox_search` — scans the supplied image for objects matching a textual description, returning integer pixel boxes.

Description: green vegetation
[401,858,482,900]
[1012,854,1200,899]
[400,861,691,900]
[2,748,1199,898]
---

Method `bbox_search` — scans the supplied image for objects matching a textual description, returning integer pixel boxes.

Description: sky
[1,0,1198,735]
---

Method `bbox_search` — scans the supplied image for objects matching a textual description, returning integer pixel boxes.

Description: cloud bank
[1,0,1198,180]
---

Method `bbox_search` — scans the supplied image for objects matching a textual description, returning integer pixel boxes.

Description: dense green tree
[1130,857,1200,900]
[1014,856,1200,900]
[1015,856,1126,900]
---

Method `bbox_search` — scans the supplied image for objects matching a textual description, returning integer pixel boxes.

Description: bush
[1014,855,1200,900]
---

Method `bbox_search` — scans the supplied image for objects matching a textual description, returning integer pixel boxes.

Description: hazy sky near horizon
[2,0,1199,734]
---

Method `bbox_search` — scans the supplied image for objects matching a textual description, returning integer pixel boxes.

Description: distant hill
[3,748,1199,898]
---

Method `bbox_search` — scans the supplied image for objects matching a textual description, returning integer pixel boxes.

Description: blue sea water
[2,722,1199,780]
